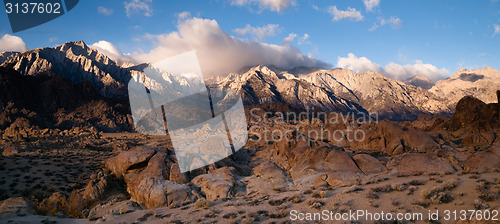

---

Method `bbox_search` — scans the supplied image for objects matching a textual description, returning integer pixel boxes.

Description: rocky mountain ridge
[299,68,450,120]
[403,75,434,90]
[1,41,498,123]
[216,65,366,114]
[0,52,20,65]
[430,67,500,107]
[0,41,146,98]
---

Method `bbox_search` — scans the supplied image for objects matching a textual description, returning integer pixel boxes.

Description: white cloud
[90,41,134,65]
[493,24,500,36]
[370,16,402,31]
[337,53,448,82]
[369,24,379,31]
[0,34,28,52]
[133,17,329,77]
[176,11,191,21]
[282,33,297,46]
[384,61,448,82]
[381,16,402,28]
[98,6,113,16]
[48,37,58,43]
[124,0,152,17]
[362,0,380,11]
[328,6,364,22]
[298,34,310,45]
[337,53,380,73]
[230,0,296,12]
[233,24,282,39]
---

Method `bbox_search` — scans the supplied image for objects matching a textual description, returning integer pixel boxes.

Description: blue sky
[0,0,499,81]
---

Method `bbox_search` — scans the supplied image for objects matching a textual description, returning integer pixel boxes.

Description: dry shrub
[473,199,489,210]
[312,191,326,198]
[408,180,426,186]
[195,198,212,209]
[66,191,88,218]
[288,195,303,203]
[421,178,458,204]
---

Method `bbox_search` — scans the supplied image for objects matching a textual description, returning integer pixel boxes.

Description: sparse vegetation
[312,191,326,198]
[408,186,418,195]
[408,180,426,186]
[473,199,489,210]
[195,198,212,209]
[365,190,379,199]
[288,195,303,203]
[420,178,458,204]
[307,199,324,209]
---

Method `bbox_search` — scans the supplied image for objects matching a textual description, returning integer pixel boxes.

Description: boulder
[105,146,156,177]
[292,173,328,189]
[191,167,235,201]
[325,172,364,187]
[0,197,33,215]
[2,145,18,157]
[88,200,139,219]
[402,129,438,153]
[83,172,110,202]
[288,147,365,189]
[464,152,500,172]
[352,154,386,174]
[378,121,404,155]
[125,153,169,191]
[37,192,67,216]
[169,163,188,184]
[448,95,500,131]
[245,161,294,195]
[324,150,362,173]
[131,178,190,209]
[387,153,457,175]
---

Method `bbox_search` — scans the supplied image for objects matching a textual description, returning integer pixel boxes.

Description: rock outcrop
[0,67,133,132]
[245,161,294,195]
[463,152,500,172]
[105,146,156,178]
[352,154,386,174]
[191,167,236,201]
[0,197,33,215]
[387,153,458,175]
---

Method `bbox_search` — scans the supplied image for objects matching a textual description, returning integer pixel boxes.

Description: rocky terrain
[0,92,499,223]
[0,42,499,223]
[217,65,499,120]
[430,67,500,107]
[1,41,498,123]
[404,75,434,90]
[0,67,133,133]
[0,41,146,98]
[0,52,19,65]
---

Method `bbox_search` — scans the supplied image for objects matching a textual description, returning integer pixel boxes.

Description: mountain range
[0,41,498,131]
[0,41,146,98]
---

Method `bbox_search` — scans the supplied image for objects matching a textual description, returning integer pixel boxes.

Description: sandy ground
[2,172,499,224]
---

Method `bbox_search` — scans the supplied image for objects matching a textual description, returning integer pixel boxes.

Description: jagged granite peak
[0,51,20,64]
[300,68,450,120]
[429,67,500,106]
[0,41,143,98]
[217,65,366,113]
[403,75,434,90]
